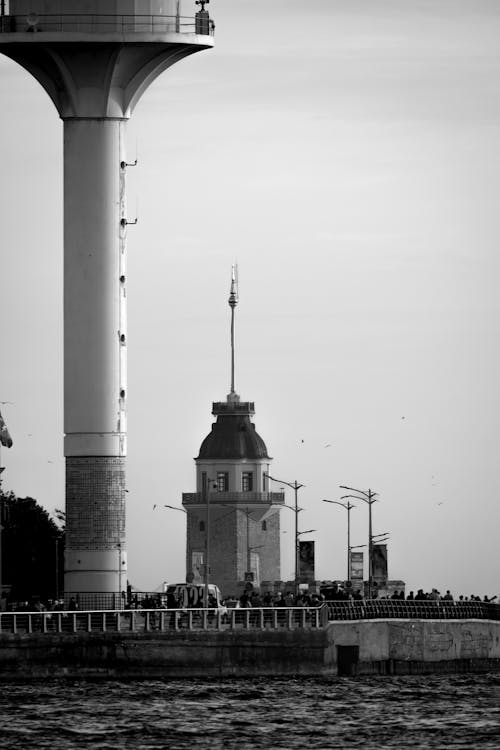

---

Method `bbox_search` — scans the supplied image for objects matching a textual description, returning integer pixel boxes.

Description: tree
[0,490,64,604]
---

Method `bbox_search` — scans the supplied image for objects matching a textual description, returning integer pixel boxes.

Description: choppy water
[0,675,499,749]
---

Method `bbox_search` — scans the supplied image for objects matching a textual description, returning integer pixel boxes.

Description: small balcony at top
[182,492,286,507]
[0,0,215,37]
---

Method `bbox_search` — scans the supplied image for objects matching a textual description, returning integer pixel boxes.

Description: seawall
[1,619,499,679]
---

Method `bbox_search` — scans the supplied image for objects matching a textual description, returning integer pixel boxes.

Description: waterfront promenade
[1,602,500,679]
[1,600,499,637]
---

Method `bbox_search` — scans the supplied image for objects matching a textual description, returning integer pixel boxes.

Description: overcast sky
[1,0,500,597]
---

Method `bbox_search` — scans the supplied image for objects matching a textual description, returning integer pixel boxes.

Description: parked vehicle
[165,583,226,614]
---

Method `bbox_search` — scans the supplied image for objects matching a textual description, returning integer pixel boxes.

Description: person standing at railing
[239,591,252,608]
[273,591,287,625]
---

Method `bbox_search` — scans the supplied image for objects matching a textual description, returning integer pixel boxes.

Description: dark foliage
[0,490,64,604]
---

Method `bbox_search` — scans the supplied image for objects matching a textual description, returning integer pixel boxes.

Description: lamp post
[163,500,213,606]
[167,474,217,608]
[339,485,379,599]
[241,507,264,581]
[322,498,355,581]
[55,537,59,600]
[264,473,304,594]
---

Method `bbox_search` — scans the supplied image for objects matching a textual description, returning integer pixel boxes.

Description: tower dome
[198,402,270,460]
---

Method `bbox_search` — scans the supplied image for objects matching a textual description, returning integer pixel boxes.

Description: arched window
[199,521,205,531]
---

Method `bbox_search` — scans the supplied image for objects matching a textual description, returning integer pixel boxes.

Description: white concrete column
[63,118,128,605]
[64,118,127,457]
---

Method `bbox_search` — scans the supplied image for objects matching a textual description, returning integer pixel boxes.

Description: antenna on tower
[228,264,239,397]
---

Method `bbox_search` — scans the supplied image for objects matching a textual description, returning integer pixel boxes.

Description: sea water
[0,675,499,749]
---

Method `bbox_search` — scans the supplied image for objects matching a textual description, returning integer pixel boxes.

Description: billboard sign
[299,540,315,583]
[350,551,364,586]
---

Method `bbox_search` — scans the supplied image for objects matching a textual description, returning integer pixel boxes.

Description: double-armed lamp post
[264,473,305,593]
[339,485,379,598]
[322,498,356,581]
[166,473,216,608]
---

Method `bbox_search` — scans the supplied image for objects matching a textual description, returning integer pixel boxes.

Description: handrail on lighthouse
[0,13,215,35]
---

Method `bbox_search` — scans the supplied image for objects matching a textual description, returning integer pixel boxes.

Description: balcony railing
[212,401,255,415]
[326,599,500,622]
[0,606,328,634]
[182,491,285,505]
[0,14,214,36]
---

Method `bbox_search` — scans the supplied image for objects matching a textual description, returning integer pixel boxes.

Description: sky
[1,0,500,597]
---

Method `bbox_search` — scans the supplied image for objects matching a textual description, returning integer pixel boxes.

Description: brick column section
[65,457,126,610]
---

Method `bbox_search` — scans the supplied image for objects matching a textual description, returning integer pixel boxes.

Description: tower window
[262,520,267,531]
[217,472,229,492]
[242,472,253,492]
[199,521,205,532]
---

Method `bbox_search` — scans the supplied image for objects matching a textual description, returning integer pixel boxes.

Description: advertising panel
[350,550,364,587]
[372,544,388,584]
[299,540,315,583]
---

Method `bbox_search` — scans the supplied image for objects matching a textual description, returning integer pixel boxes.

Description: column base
[65,456,126,610]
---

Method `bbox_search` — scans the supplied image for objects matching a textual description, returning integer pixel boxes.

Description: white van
[165,583,226,613]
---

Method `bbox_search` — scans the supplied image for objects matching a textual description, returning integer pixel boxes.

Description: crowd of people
[324,585,499,604]
[2,588,498,613]
[404,589,497,603]
[235,590,325,608]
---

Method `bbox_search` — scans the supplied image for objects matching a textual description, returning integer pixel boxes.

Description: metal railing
[0,14,214,36]
[0,606,328,635]
[182,491,285,505]
[326,599,500,622]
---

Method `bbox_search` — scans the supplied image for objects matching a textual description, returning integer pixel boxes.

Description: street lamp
[241,506,264,581]
[264,473,304,594]
[372,532,390,542]
[339,485,379,599]
[164,485,215,609]
[322,498,355,581]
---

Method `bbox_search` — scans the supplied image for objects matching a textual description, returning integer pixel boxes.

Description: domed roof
[197,414,270,460]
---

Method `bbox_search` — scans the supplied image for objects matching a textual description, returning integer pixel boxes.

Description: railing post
[245,609,250,629]
[102,612,106,632]
[273,609,278,629]
[231,609,236,629]
[13,614,17,634]
[202,610,208,630]
[301,608,306,628]
[42,613,48,633]
[259,608,264,630]
[72,613,77,633]
[145,611,150,632]
[287,608,292,630]
[159,611,165,632]
[87,613,92,632]
[174,611,180,631]
[57,613,62,633]
[188,610,193,630]
[27,614,32,634]
[116,612,121,632]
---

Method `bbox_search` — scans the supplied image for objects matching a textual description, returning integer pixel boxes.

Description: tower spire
[228,264,238,398]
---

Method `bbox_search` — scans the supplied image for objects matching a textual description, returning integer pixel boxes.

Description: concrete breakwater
[1,619,500,679]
